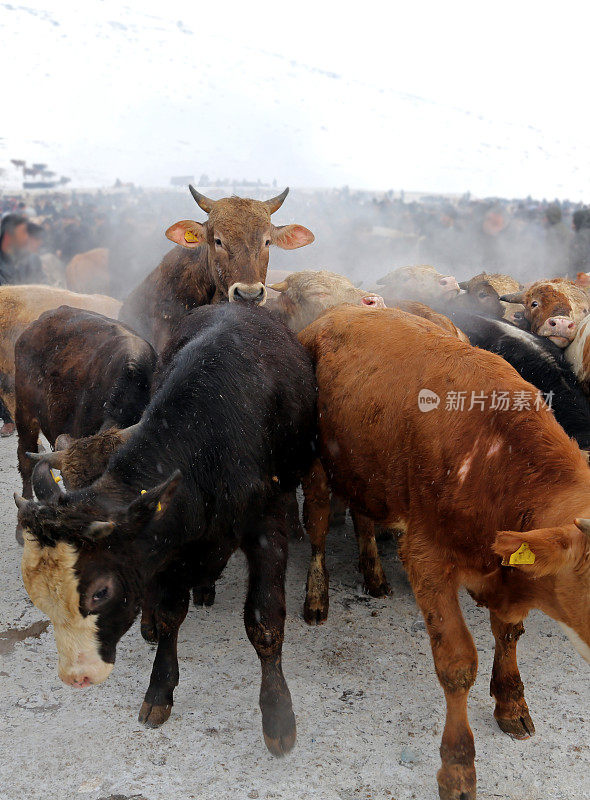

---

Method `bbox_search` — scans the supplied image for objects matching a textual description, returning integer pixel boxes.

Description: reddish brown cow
[119,186,314,351]
[501,279,589,347]
[299,305,590,800]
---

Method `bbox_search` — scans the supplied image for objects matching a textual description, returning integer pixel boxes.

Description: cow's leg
[302,458,331,624]
[350,511,391,597]
[242,495,295,756]
[404,547,477,800]
[286,488,304,541]
[329,493,347,526]
[0,393,15,437]
[489,612,534,739]
[16,408,39,499]
[138,573,189,728]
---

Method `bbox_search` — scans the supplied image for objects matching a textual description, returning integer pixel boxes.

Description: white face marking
[559,622,590,664]
[21,536,113,686]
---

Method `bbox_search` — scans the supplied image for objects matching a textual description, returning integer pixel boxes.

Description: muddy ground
[0,434,589,800]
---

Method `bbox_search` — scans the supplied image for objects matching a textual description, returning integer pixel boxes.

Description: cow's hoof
[140,621,158,644]
[138,701,171,728]
[303,597,328,625]
[496,711,535,740]
[437,764,476,800]
[263,712,296,757]
[364,577,392,598]
[192,585,215,607]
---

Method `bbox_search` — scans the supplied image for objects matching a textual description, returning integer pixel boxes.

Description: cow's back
[0,285,121,415]
[299,305,584,557]
[119,245,213,351]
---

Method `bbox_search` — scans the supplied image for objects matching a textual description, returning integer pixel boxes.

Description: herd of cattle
[5,186,590,800]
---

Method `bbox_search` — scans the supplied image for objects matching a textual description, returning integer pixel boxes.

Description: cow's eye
[215,238,222,247]
[92,587,109,602]
[531,301,538,308]
[478,290,487,298]
[265,239,271,247]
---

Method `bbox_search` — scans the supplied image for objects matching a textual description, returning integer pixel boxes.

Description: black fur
[451,312,590,448]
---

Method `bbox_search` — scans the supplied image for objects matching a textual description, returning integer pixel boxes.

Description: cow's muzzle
[229,282,267,305]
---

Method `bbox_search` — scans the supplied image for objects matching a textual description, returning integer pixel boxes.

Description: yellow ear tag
[141,489,161,513]
[51,470,62,484]
[184,230,199,243]
[508,542,536,566]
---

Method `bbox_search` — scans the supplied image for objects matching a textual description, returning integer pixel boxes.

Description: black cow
[15,306,156,500]
[15,302,317,756]
[451,312,590,448]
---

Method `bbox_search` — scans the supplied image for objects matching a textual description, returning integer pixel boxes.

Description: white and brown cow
[501,279,589,347]
[375,264,460,307]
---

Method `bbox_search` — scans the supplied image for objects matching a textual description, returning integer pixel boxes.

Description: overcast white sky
[2,0,589,199]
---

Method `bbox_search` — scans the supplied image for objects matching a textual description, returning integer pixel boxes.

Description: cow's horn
[26,450,63,469]
[264,188,289,214]
[499,290,526,304]
[189,185,216,213]
[574,518,590,537]
[13,493,29,511]
[269,281,289,292]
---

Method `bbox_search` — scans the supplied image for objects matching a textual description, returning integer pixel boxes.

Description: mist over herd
[1,181,590,800]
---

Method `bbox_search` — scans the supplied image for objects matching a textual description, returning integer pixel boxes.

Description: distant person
[0,214,29,284]
[18,221,46,283]
[543,204,571,275]
[568,208,590,278]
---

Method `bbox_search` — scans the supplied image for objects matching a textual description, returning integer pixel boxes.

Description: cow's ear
[493,524,587,577]
[126,470,182,527]
[165,220,207,249]
[271,224,315,250]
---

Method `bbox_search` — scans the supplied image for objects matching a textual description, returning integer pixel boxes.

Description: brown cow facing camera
[501,278,589,347]
[299,304,590,800]
[119,186,315,351]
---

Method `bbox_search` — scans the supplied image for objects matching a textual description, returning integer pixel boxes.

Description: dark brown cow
[501,279,589,347]
[15,307,155,500]
[119,186,314,351]
[0,285,122,437]
[299,304,590,800]
[451,272,527,327]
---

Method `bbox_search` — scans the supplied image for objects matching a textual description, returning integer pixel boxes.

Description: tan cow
[0,285,121,428]
[66,248,110,295]
[501,279,590,347]
[375,264,460,307]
